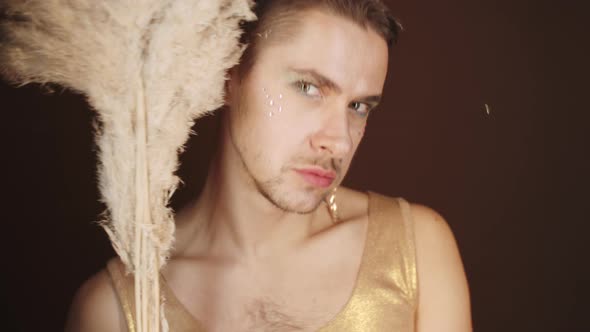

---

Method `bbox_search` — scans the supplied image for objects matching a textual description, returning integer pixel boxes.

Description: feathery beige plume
[1,0,255,330]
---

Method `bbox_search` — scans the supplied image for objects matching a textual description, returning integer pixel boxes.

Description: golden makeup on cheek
[262,87,285,117]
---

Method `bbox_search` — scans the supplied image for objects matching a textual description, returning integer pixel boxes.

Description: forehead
[252,10,389,94]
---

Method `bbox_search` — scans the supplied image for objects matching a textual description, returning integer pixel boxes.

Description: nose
[310,108,353,158]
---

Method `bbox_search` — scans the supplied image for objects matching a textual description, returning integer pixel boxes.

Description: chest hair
[235,297,329,332]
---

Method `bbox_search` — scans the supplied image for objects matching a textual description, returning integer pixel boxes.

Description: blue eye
[350,101,370,117]
[296,80,321,97]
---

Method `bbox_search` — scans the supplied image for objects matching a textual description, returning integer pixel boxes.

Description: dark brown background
[2,0,588,331]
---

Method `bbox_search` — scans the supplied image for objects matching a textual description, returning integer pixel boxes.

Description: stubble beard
[234,142,329,214]
[228,117,336,215]
[253,170,328,215]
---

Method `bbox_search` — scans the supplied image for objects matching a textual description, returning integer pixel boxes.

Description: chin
[284,193,325,214]
[257,180,326,214]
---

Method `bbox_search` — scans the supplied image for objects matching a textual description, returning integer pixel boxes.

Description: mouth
[294,167,336,188]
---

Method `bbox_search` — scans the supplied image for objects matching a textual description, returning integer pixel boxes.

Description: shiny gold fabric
[107,192,418,331]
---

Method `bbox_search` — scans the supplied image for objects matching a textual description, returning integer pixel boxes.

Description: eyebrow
[289,67,382,106]
[358,95,382,107]
[289,67,342,94]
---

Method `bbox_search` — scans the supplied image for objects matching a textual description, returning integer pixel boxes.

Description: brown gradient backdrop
[1,0,588,331]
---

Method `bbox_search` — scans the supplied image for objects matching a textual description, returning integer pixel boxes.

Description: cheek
[257,86,312,141]
[262,87,285,117]
[245,83,354,159]
[347,117,366,151]
[251,86,292,144]
[342,122,366,166]
[236,87,300,166]
[354,121,367,137]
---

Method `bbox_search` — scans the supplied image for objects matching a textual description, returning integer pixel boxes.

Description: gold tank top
[107,192,418,331]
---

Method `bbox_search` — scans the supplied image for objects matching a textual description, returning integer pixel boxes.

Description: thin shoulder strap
[107,259,204,332]
[366,192,418,306]
[319,193,417,331]
[397,197,419,305]
[106,258,137,332]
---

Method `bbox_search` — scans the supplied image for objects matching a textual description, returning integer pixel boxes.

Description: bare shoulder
[64,263,127,332]
[410,204,459,251]
[336,186,369,220]
[409,203,473,332]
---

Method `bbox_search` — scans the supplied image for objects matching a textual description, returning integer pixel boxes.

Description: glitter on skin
[262,87,285,118]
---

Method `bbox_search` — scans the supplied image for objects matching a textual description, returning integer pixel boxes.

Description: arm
[64,269,127,332]
[412,204,472,332]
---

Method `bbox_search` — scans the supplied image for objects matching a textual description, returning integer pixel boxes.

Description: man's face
[226,10,389,214]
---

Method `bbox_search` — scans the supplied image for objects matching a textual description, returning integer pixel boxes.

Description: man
[66,0,472,331]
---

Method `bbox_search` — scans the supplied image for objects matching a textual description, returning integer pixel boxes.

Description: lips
[294,168,336,188]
